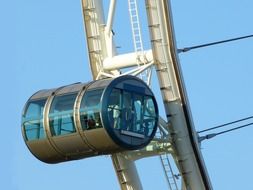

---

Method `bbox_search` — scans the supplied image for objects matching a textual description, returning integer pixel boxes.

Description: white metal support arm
[145,0,213,189]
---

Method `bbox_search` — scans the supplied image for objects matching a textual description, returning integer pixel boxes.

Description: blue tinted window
[121,93,144,135]
[23,99,46,141]
[143,96,157,136]
[108,89,157,137]
[80,89,103,130]
[49,93,77,136]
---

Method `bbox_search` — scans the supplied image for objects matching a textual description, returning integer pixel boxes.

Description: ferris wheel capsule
[22,75,159,163]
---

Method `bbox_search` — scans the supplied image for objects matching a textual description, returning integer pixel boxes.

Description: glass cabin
[22,75,158,163]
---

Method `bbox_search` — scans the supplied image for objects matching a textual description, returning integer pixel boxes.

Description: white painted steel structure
[82,0,213,189]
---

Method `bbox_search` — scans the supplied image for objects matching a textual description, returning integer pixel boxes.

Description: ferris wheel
[81,0,213,189]
[21,0,213,189]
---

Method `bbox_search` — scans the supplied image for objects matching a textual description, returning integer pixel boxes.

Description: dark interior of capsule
[107,87,157,138]
[80,89,103,130]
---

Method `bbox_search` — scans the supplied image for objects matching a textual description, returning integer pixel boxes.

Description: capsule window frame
[22,98,47,141]
[107,88,157,137]
[79,88,104,131]
[48,92,78,137]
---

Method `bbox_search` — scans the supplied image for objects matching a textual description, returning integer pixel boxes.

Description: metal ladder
[160,153,179,190]
[128,0,152,85]
[156,124,179,190]
[128,0,143,52]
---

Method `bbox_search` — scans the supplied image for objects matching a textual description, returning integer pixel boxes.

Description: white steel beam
[106,0,116,36]
[82,0,106,79]
[111,154,143,190]
[145,0,213,189]
[82,0,118,79]
[121,141,173,161]
[103,50,153,70]
[104,0,117,58]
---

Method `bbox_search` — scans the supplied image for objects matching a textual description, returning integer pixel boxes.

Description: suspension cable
[198,115,253,133]
[215,122,253,136]
[178,34,253,53]
[198,116,253,142]
[198,122,253,142]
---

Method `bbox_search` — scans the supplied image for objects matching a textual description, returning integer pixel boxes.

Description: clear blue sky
[1,0,253,189]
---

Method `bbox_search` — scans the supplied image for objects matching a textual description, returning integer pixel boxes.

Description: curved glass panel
[49,93,77,136]
[143,96,157,136]
[23,99,46,141]
[107,89,157,138]
[80,89,103,130]
[108,89,122,129]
